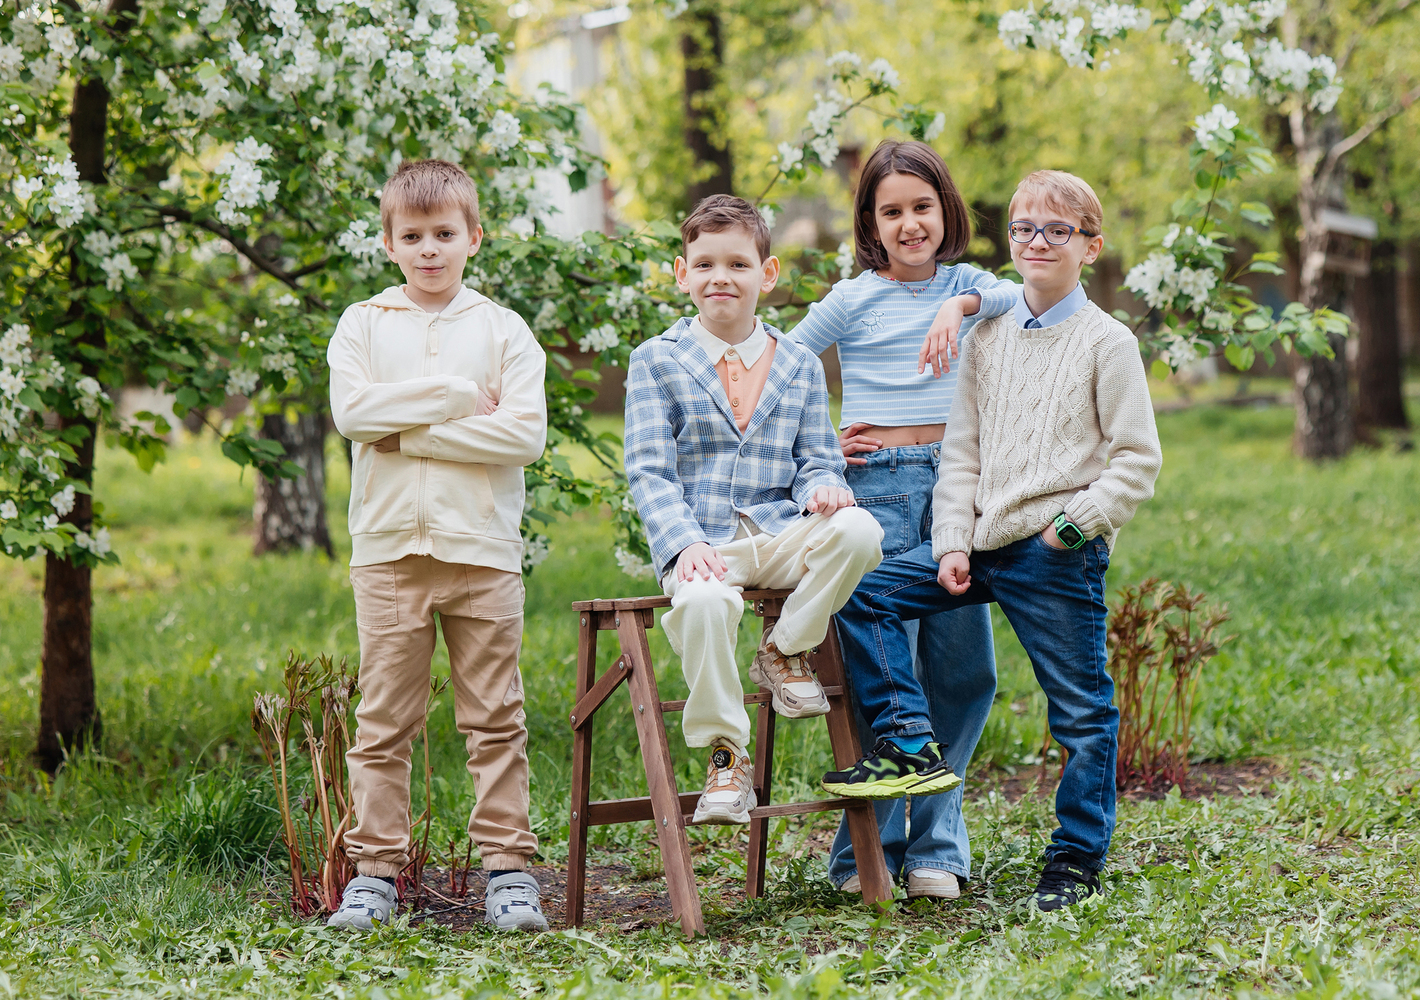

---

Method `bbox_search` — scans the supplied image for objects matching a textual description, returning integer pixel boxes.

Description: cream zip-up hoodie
[328,285,547,572]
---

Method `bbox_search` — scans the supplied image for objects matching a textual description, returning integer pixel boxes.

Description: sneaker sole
[748,664,830,719]
[692,790,757,825]
[821,770,962,799]
[907,883,960,900]
[487,915,550,931]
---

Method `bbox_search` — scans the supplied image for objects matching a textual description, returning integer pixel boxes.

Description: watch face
[1057,522,1085,548]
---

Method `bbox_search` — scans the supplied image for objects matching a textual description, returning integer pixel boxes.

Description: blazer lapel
[670,332,739,431]
[742,334,796,441]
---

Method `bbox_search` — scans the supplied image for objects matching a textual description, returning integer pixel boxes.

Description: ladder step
[659,686,843,714]
[584,793,859,827]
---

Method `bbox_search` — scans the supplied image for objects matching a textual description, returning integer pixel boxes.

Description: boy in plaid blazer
[624,195,885,825]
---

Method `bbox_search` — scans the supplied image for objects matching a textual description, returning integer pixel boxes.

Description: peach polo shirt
[688,318,776,432]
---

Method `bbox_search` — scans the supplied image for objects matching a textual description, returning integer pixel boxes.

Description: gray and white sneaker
[485,872,549,931]
[691,740,756,824]
[749,626,830,719]
[326,875,397,930]
[907,868,961,899]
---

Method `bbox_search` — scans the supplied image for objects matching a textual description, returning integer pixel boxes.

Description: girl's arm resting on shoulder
[624,356,709,573]
[1063,339,1163,538]
[397,349,547,466]
[959,263,1020,321]
[784,285,850,354]
[930,347,982,560]
[790,362,850,510]
[327,310,481,441]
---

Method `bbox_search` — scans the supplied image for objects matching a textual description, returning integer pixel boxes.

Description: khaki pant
[661,507,884,749]
[345,555,536,877]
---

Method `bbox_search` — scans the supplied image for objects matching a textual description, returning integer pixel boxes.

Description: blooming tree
[0,0,684,769]
[997,0,1418,457]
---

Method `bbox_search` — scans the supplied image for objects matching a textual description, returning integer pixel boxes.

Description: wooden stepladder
[565,589,894,936]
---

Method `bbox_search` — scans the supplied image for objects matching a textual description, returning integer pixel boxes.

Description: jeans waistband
[852,443,941,470]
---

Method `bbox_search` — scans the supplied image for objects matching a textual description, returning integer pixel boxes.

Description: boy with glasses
[825,170,1163,910]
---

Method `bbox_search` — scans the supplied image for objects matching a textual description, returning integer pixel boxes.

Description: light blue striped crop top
[786,263,1019,429]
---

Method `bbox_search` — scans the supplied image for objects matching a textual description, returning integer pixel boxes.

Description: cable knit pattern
[931,301,1162,559]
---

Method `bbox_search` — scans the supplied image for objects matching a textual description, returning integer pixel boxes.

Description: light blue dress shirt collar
[1014,282,1089,330]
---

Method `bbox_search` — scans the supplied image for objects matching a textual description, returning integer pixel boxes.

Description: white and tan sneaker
[748,625,830,719]
[907,868,961,899]
[839,873,862,894]
[691,740,756,824]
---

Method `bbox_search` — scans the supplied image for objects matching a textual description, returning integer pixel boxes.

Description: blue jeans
[827,446,997,886]
[836,535,1117,870]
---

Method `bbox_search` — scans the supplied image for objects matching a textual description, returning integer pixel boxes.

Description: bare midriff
[852,424,947,448]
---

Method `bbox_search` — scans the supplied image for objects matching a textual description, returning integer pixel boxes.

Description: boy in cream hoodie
[325,159,548,932]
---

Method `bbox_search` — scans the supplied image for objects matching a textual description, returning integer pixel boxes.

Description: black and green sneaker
[820,739,961,799]
[1031,857,1101,911]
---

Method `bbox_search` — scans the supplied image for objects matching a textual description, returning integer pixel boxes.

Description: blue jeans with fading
[836,534,1118,869]
[826,445,998,887]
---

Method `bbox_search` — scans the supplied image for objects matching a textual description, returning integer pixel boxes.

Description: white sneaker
[691,740,756,824]
[907,868,961,899]
[326,875,397,930]
[485,872,549,931]
[749,625,830,719]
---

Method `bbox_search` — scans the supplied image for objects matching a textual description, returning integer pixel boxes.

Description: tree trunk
[681,3,733,206]
[37,415,101,772]
[36,0,140,772]
[254,409,334,557]
[1355,241,1409,430]
[1398,240,1420,361]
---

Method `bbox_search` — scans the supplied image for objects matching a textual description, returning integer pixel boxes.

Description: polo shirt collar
[689,317,770,367]
[1015,282,1088,329]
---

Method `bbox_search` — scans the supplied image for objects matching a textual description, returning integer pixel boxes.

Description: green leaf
[174,387,200,410]
[1223,343,1254,371]
[1151,358,1172,381]
[1240,202,1274,225]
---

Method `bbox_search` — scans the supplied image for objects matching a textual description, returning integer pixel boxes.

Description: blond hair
[1009,170,1103,237]
[380,159,481,235]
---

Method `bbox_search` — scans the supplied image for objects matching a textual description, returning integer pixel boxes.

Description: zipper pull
[428,317,439,355]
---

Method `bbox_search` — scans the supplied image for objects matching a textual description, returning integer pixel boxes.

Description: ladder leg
[813,621,894,910]
[746,683,777,898]
[618,615,706,936]
[565,615,598,928]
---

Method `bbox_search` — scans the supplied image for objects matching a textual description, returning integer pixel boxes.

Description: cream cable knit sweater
[931,301,1162,560]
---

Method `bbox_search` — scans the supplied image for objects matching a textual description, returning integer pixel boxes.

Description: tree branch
[1322,82,1420,176]
[149,204,329,311]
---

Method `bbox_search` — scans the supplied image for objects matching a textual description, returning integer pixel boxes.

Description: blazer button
[731,398,740,407]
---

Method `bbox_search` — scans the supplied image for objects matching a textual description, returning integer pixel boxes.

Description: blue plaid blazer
[625,318,847,580]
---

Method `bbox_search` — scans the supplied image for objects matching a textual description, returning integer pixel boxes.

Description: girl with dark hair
[786,138,1018,902]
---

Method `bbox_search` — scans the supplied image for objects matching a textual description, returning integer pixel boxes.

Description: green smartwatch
[1052,512,1087,550]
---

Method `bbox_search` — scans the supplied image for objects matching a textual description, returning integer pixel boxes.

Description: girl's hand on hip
[839,422,882,466]
[372,433,401,453]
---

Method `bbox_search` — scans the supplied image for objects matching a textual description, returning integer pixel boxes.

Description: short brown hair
[380,159,481,236]
[1009,170,1103,237]
[680,194,772,261]
[853,140,971,272]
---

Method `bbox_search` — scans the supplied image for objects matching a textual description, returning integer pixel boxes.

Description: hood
[366,284,489,319]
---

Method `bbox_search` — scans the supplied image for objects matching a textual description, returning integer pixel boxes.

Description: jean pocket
[857,494,914,557]
[351,563,399,627]
[1032,531,1076,556]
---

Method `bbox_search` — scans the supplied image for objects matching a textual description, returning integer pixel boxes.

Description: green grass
[3,398,1420,998]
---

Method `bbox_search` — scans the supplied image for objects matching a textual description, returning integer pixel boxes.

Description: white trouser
[660,507,884,749]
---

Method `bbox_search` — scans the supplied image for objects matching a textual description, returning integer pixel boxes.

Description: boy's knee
[672,576,741,622]
[827,506,884,557]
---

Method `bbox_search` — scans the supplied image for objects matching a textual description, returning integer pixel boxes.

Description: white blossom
[835,241,854,280]
[226,367,261,397]
[0,325,31,367]
[758,205,776,230]
[0,500,15,520]
[42,514,59,531]
[1124,252,1179,309]
[809,133,840,167]
[12,175,42,202]
[0,368,24,400]
[100,253,139,291]
[73,526,112,556]
[521,534,551,571]
[807,90,847,136]
[337,219,385,259]
[84,231,123,257]
[0,44,23,83]
[578,323,619,353]
[998,9,1034,49]
[74,376,107,418]
[1193,102,1239,144]
[45,25,79,63]
[43,157,95,229]
[615,547,654,579]
[866,58,899,89]
[775,143,804,170]
[485,110,522,153]
[825,50,862,71]
[50,485,76,516]
[214,137,276,225]
[923,112,946,142]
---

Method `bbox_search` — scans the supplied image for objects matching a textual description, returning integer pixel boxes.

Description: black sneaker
[1031,857,1101,911]
[821,738,961,799]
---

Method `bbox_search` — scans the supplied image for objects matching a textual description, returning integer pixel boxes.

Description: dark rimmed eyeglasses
[1008,221,1097,245]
